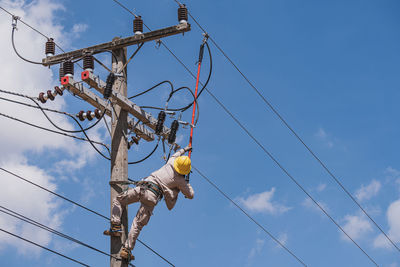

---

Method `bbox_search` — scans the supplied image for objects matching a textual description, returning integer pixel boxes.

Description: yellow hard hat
[173,156,191,175]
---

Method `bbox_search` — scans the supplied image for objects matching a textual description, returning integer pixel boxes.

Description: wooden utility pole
[110,44,129,267]
[43,22,191,267]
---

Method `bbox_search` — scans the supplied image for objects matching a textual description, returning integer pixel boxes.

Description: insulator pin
[155,111,166,135]
[83,54,94,72]
[63,61,74,77]
[168,120,179,144]
[104,73,115,99]
[178,4,188,24]
[45,38,55,57]
[133,16,143,34]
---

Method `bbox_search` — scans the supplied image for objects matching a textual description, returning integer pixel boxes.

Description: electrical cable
[11,26,43,65]
[128,139,160,165]
[0,206,135,267]
[0,89,107,134]
[0,6,86,70]
[0,111,109,153]
[128,80,174,99]
[0,94,111,160]
[0,167,175,266]
[171,1,400,256]
[192,166,307,267]
[0,228,89,267]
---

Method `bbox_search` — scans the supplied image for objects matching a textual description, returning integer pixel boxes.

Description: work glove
[184,145,192,152]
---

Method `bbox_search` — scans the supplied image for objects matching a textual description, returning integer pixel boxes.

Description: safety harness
[140,181,163,200]
[110,179,163,201]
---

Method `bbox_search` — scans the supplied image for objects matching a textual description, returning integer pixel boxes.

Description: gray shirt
[146,147,194,210]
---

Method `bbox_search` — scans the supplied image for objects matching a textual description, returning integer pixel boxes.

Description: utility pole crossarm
[81,71,171,140]
[61,76,154,141]
[42,23,191,66]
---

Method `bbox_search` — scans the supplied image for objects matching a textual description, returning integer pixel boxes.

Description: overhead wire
[111,2,380,265]
[0,90,111,160]
[1,4,174,265]
[0,206,135,267]
[192,166,307,267]
[0,228,90,267]
[0,111,110,153]
[172,0,400,255]
[109,1,304,265]
[0,167,175,267]
[128,139,160,165]
[11,23,43,65]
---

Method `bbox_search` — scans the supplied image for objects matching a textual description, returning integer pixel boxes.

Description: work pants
[111,186,158,250]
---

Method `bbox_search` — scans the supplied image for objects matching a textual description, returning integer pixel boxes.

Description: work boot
[120,247,134,261]
[103,222,122,237]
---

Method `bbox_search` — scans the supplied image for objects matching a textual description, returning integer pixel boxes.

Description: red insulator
[54,86,63,96]
[178,4,188,23]
[45,38,55,56]
[78,110,85,121]
[47,90,55,101]
[94,109,101,119]
[87,110,93,121]
[38,92,46,103]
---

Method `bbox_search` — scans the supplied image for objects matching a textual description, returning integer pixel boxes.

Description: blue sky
[0,0,400,266]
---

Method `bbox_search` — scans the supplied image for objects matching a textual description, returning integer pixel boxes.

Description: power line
[110,2,380,265]
[193,166,307,267]
[172,1,400,255]
[162,34,382,267]
[0,167,175,267]
[0,90,111,160]
[0,111,110,156]
[0,206,135,267]
[0,228,89,267]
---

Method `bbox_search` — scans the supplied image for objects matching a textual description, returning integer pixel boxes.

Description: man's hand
[184,145,192,152]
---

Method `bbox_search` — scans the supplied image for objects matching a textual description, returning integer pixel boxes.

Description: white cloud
[316,183,327,192]
[0,162,62,256]
[374,199,400,249]
[0,0,105,257]
[355,180,381,202]
[238,188,291,215]
[248,238,265,260]
[315,128,334,148]
[341,213,373,242]
[72,23,88,34]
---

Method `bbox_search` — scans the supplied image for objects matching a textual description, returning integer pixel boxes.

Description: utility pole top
[42,23,191,66]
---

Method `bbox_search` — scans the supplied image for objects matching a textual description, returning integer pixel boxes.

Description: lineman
[104,145,194,261]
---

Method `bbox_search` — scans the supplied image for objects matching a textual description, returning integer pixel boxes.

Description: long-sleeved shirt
[146,147,194,210]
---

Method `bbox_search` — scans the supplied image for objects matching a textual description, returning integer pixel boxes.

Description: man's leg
[105,187,141,236]
[124,202,155,251]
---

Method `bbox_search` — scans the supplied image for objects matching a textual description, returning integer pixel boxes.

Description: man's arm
[168,146,192,164]
[178,180,194,199]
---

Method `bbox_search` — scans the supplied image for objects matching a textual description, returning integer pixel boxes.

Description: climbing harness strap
[141,181,163,200]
